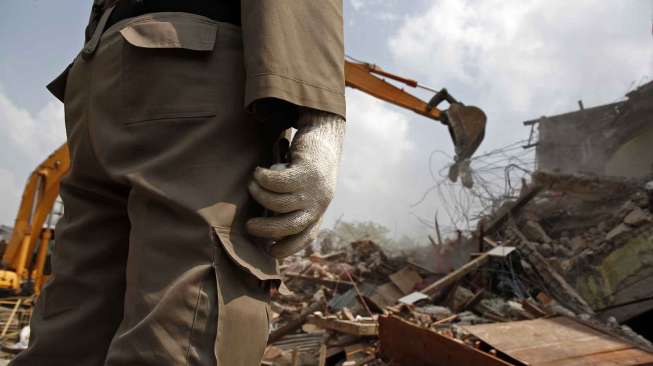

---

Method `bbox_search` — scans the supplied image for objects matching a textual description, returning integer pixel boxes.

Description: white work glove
[247,110,346,258]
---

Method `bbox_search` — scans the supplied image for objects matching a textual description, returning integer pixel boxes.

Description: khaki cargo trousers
[11,12,282,366]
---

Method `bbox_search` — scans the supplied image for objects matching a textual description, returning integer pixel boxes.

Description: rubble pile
[0,171,651,364]
[0,297,32,361]
[497,172,653,325]
[263,172,653,366]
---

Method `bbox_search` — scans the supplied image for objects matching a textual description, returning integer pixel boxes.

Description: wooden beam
[1,298,22,338]
[268,301,322,344]
[307,315,378,336]
[421,250,493,298]
[484,185,543,235]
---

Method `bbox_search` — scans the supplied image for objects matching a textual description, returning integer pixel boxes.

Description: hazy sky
[0,1,651,242]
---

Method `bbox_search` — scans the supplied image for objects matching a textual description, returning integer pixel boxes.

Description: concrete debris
[623,207,651,227]
[0,297,32,361]
[606,223,633,241]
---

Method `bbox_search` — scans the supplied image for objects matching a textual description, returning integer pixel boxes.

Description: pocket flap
[120,19,217,51]
[213,226,282,282]
[47,62,73,103]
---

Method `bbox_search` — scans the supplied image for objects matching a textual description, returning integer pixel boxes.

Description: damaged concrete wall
[512,173,653,323]
[575,223,653,322]
[531,81,653,177]
[606,124,653,178]
[535,102,623,175]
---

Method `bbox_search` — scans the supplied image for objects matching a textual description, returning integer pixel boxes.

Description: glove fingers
[246,210,315,240]
[254,166,304,193]
[268,221,320,258]
[248,181,307,213]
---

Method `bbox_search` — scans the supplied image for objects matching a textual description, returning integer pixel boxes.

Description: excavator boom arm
[345,60,444,122]
[344,59,487,170]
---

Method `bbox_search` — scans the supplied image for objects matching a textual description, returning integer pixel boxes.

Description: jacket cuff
[245,73,346,120]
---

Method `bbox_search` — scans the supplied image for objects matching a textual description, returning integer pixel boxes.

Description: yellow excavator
[0,58,486,296]
[0,145,69,295]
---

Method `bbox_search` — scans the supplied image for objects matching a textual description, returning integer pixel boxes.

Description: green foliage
[316,220,423,255]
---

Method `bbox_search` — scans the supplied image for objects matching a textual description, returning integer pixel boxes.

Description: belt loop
[82,5,117,60]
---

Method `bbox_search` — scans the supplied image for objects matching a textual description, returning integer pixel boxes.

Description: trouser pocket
[118,16,221,124]
[212,232,272,366]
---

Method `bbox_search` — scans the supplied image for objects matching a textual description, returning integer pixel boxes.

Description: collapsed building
[522,80,653,327]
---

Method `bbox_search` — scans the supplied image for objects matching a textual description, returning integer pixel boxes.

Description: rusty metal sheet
[379,316,515,366]
[461,316,653,366]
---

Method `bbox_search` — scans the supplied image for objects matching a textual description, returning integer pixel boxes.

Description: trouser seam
[212,246,221,365]
[185,277,205,365]
[81,42,127,187]
[83,61,115,186]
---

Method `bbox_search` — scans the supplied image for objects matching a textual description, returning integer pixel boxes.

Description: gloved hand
[247,109,346,258]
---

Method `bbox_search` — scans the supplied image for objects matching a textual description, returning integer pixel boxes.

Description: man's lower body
[11,12,281,366]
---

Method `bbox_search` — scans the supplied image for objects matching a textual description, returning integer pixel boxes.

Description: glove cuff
[295,108,345,129]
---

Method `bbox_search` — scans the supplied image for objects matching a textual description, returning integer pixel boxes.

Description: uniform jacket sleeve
[240,0,346,119]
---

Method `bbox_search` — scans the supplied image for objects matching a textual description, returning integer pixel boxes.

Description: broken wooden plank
[389,267,423,295]
[1,298,22,338]
[509,220,595,315]
[432,314,458,326]
[268,301,322,344]
[379,315,515,366]
[318,343,327,366]
[485,184,543,234]
[483,237,500,247]
[521,299,548,318]
[462,289,486,312]
[368,282,404,309]
[421,250,493,298]
[306,314,378,336]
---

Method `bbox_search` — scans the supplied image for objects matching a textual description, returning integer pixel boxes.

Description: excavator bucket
[445,103,487,187]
